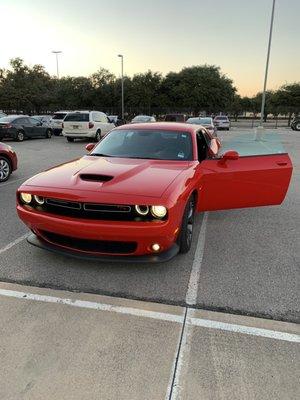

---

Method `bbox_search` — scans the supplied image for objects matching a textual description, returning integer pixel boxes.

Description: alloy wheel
[0,158,10,182]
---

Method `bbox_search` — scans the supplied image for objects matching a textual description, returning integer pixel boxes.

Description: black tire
[53,132,60,136]
[95,130,102,142]
[0,156,12,182]
[178,195,195,254]
[67,137,74,142]
[45,129,52,139]
[15,130,25,142]
[295,122,300,131]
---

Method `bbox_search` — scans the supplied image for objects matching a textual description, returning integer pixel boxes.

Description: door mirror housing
[222,150,239,161]
[86,143,95,152]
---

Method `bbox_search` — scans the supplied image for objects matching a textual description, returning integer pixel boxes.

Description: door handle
[276,162,287,166]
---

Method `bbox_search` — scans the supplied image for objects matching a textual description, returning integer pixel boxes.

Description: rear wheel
[178,195,195,254]
[67,137,74,142]
[0,156,11,182]
[15,130,25,142]
[45,129,52,139]
[95,130,102,142]
[295,122,300,131]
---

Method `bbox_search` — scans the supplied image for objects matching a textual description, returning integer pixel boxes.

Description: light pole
[52,51,62,79]
[118,54,124,120]
[259,0,276,127]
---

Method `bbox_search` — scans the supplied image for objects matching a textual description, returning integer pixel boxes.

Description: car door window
[29,118,40,126]
[196,130,209,162]
[100,114,108,123]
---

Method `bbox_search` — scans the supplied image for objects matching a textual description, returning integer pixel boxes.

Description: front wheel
[95,130,102,142]
[45,129,52,138]
[67,137,74,142]
[295,122,300,131]
[0,156,11,182]
[178,196,195,254]
[15,130,25,142]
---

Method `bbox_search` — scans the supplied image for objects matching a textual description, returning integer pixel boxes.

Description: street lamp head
[117,54,123,58]
[52,50,62,54]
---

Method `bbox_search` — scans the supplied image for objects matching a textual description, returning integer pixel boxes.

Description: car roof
[115,122,199,133]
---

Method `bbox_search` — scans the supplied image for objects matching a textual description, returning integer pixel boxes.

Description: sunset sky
[0,0,299,96]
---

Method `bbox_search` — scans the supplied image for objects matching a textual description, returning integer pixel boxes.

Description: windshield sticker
[178,152,185,158]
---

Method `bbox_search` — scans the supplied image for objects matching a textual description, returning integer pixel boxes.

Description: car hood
[24,156,190,198]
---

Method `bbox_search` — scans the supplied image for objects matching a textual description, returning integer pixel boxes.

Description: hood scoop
[79,174,113,183]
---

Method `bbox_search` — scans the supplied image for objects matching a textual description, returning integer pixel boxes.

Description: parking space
[0,130,298,323]
[0,283,299,400]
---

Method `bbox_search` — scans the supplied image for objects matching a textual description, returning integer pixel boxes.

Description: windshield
[132,116,151,122]
[91,129,193,161]
[215,116,228,120]
[52,113,67,120]
[64,113,89,122]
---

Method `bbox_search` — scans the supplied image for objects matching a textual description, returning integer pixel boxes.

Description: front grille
[40,230,137,254]
[36,198,166,222]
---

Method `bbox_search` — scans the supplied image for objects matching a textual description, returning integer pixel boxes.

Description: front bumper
[27,233,179,263]
[17,205,181,261]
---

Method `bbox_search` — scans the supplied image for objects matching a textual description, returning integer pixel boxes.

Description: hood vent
[80,174,113,182]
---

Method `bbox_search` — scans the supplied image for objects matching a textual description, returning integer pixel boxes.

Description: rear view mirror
[86,143,95,152]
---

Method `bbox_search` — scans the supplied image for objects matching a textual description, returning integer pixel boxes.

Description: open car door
[198,132,293,211]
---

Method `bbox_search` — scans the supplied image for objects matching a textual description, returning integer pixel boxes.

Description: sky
[0,0,299,96]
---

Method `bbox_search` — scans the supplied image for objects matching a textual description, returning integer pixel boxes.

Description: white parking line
[0,233,28,255]
[188,315,300,343]
[185,212,208,305]
[0,288,184,324]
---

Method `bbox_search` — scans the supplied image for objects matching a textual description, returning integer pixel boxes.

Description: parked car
[164,114,188,122]
[186,117,217,137]
[0,115,52,141]
[0,142,18,182]
[214,115,230,130]
[50,111,71,136]
[0,112,6,119]
[33,115,53,127]
[62,111,115,142]
[108,115,125,126]
[291,117,300,131]
[131,115,156,123]
[17,122,292,262]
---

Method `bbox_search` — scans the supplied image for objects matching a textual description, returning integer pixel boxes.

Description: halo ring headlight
[135,205,149,216]
[34,195,45,205]
[20,193,32,204]
[151,205,167,218]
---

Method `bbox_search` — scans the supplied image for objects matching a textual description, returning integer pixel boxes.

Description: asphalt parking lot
[0,129,299,399]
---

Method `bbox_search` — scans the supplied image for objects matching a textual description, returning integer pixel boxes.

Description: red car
[0,142,18,182]
[16,123,292,262]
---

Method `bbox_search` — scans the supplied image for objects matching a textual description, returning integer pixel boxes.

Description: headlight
[150,205,167,218]
[135,205,149,215]
[20,193,32,204]
[34,195,45,205]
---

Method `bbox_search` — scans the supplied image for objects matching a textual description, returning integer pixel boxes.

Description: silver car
[214,115,230,131]
[186,117,217,137]
[131,115,156,123]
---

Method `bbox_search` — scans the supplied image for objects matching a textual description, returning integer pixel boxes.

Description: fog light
[20,193,32,204]
[34,195,45,205]
[151,243,161,252]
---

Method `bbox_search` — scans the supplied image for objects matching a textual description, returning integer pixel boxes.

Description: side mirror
[86,143,95,152]
[221,150,239,162]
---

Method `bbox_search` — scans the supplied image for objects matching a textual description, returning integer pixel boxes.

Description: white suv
[62,111,115,142]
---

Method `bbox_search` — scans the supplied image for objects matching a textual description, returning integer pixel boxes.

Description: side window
[29,117,39,125]
[100,113,108,123]
[91,112,98,122]
[15,118,28,125]
[196,130,208,162]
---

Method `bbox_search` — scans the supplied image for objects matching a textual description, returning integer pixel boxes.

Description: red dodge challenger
[16,123,292,262]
